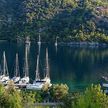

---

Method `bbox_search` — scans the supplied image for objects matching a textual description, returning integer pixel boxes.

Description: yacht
[0,51,9,84]
[27,48,51,90]
[27,54,44,90]
[27,37,42,90]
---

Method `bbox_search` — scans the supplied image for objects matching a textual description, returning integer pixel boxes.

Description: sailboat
[26,54,44,90]
[0,51,9,84]
[12,53,20,83]
[19,41,30,84]
[27,48,51,90]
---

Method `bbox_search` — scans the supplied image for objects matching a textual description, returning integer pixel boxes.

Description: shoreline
[0,39,108,47]
[64,42,108,47]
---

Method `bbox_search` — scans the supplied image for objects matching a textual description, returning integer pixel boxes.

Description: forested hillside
[0,0,108,42]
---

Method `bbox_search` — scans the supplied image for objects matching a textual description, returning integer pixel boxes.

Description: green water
[0,41,108,91]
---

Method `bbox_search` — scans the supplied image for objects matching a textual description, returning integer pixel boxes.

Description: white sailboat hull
[27,82,44,90]
[27,77,52,90]
[19,77,29,84]
[0,76,10,84]
[12,77,20,83]
[42,77,50,83]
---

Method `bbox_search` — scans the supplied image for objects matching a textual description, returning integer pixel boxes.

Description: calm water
[0,41,108,91]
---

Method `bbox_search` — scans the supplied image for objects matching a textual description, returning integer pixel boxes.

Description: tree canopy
[0,0,108,42]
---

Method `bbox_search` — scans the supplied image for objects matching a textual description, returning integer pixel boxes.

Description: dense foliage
[74,85,108,108]
[50,84,69,101]
[63,84,108,108]
[0,82,43,108]
[0,82,22,108]
[0,83,68,108]
[0,83,108,108]
[0,0,108,42]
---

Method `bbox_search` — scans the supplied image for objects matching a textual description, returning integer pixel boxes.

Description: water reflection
[49,46,108,91]
[0,42,108,91]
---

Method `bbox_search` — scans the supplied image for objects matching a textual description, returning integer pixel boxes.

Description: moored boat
[27,48,52,90]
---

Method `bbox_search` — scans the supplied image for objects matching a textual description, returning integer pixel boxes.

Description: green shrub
[74,84,108,108]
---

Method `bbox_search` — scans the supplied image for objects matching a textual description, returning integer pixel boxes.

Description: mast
[23,36,31,77]
[37,30,41,46]
[3,51,6,75]
[38,33,41,59]
[3,51,8,76]
[0,65,1,75]
[45,48,49,78]
[35,31,41,81]
[55,37,58,46]
[35,55,40,81]
[24,42,29,77]
[15,53,19,77]
[39,33,41,43]
[25,36,30,52]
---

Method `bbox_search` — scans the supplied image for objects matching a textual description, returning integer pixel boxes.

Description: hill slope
[0,0,108,42]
